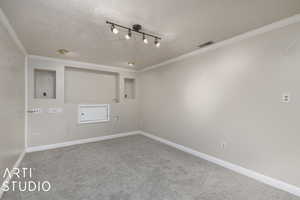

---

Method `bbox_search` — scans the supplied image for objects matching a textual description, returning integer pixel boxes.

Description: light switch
[28,108,42,114]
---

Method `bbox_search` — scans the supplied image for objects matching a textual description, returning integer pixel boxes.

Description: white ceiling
[1,0,300,69]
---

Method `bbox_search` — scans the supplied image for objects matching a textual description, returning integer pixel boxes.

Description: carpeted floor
[2,135,299,200]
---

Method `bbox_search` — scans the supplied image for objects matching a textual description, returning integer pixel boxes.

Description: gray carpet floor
[2,135,299,200]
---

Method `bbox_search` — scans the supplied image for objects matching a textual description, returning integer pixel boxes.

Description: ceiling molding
[28,55,137,73]
[140,14,300,72]
[0,8,27,55]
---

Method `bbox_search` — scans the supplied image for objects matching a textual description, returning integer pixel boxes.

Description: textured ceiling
[1,0,300,69]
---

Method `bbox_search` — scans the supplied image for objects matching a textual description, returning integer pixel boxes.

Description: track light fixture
[106,21,162,47]
[125,29,132,40]
[154,37,160,48]
[110,24,119,34]
[143,34,148,44]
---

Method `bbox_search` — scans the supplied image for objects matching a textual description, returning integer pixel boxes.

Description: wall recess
[124,78,135,99]
[34,69,56,99]
[64,67,119,104]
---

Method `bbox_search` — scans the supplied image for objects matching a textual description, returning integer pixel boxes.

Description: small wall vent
[198,41,214,48]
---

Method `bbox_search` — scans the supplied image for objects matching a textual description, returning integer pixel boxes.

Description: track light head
[143,38,148,44]
[143,34,148,44]
[155,38,160,47]
[111,24,119,34]
[125,29,132,40]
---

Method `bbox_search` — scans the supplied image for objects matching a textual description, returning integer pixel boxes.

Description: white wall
[139,22,300,187]
[65,67,118,104]
[27,56,139,147]
[0,12,25,184]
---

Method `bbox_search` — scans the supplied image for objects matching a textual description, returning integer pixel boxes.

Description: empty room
[0,0,300,199]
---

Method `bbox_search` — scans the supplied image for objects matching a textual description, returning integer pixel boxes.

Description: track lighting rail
[106,21,162,40]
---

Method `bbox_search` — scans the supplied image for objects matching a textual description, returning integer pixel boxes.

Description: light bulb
[111,24,119,34]
[155,38,160,47]
[143,34,148,44]
[125,29,131,40]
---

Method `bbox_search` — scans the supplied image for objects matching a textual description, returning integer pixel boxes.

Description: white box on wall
[78,104,110,124]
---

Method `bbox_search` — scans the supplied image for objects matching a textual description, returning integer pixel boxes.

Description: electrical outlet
[220,142,227,149]
[113,116,120,121]
[48,108,63,114]
[281,93,290,103]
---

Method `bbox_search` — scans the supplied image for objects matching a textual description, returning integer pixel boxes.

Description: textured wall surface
[0,14,25,184]
[139,22,300,187]
[65,67,118,104]
[27,57,139,147]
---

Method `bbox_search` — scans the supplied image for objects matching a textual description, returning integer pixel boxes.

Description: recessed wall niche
[124,78,135,99]
[34,69,56,99]
[64,67,119,104]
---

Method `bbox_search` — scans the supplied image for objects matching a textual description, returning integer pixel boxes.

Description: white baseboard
[140,131,300,197]
[0,151,26,199]
[5,131,300,197]
[26,131,140,153]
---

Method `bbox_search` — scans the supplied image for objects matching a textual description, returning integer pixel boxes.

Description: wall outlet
[281,93,290,103]
[220,142,227,149]
[48,107,63,114]
[113,116,120,121]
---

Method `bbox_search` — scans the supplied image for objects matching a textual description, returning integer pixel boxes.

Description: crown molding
[140,14,300,72]
[28,55,137,73]
[0,8,27,55]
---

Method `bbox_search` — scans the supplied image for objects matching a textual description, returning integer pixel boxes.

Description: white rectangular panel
[78,104,110,124]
